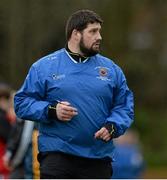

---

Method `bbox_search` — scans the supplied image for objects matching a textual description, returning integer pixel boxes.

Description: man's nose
[97,32,102,41]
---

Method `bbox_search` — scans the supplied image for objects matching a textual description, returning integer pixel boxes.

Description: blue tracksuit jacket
[14,48,134,160]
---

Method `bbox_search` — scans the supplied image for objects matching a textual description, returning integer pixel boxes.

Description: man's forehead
[86,22,101,29]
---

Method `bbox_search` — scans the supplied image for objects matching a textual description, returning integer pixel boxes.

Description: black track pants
[38,152,113,179]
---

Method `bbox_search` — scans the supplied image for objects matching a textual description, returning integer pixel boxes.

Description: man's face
[79,22,102,56]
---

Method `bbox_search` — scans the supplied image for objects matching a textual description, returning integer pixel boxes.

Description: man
[14,9,134,179]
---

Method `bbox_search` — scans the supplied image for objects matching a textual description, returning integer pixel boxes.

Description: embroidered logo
[95,66,111,81]
[52,74,65,80]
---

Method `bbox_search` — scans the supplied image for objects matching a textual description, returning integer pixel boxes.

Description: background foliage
[0,0,167,171]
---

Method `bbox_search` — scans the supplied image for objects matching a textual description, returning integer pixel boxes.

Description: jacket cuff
[104,122,117,138]
[48,102,59,120]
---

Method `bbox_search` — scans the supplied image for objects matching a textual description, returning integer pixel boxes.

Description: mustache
[93,40,101,45]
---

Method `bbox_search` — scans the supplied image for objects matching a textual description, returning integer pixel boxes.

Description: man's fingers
[56,101,78,121]
[102,134,111,141]
[61,109,78,116]
[94,127,111,141]
[62,106,78,113]
[94,127,106,138]
[59,101,71,106]
[59,111,77,121]
[58,102,78,113]
[61,116,71,121]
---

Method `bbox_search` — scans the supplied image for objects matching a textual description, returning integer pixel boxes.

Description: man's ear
[72,29,81,41]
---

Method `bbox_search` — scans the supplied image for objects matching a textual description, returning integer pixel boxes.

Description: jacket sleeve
[14,64,50,123]
[6,118,24,156]
[106,67,134,138]
[11,120,34,168]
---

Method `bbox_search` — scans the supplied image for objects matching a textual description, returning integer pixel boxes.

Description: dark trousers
[38,152,112,179]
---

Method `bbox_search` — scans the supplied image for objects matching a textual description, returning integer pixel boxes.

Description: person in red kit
[0,83,13,178]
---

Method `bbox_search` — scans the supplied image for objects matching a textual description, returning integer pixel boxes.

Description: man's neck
[66,43,88,62]
[67,41,83,55]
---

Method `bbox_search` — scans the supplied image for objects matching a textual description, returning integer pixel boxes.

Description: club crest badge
[95,66,111,81]
[99,67,108,77]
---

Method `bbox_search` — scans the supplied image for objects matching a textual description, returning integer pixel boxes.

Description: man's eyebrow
[90,27,101,31]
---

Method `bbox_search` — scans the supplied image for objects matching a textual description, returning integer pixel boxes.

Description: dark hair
[65,9,103,41]
[0,83,11,99]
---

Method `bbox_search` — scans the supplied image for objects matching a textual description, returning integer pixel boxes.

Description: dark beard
[79,37,100,57]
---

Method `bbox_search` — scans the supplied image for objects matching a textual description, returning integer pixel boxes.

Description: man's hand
[2,153,12,170]
[56,101,78,121]
[94,127,112,142]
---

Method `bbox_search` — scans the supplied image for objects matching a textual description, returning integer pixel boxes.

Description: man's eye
[91,29,97,33]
